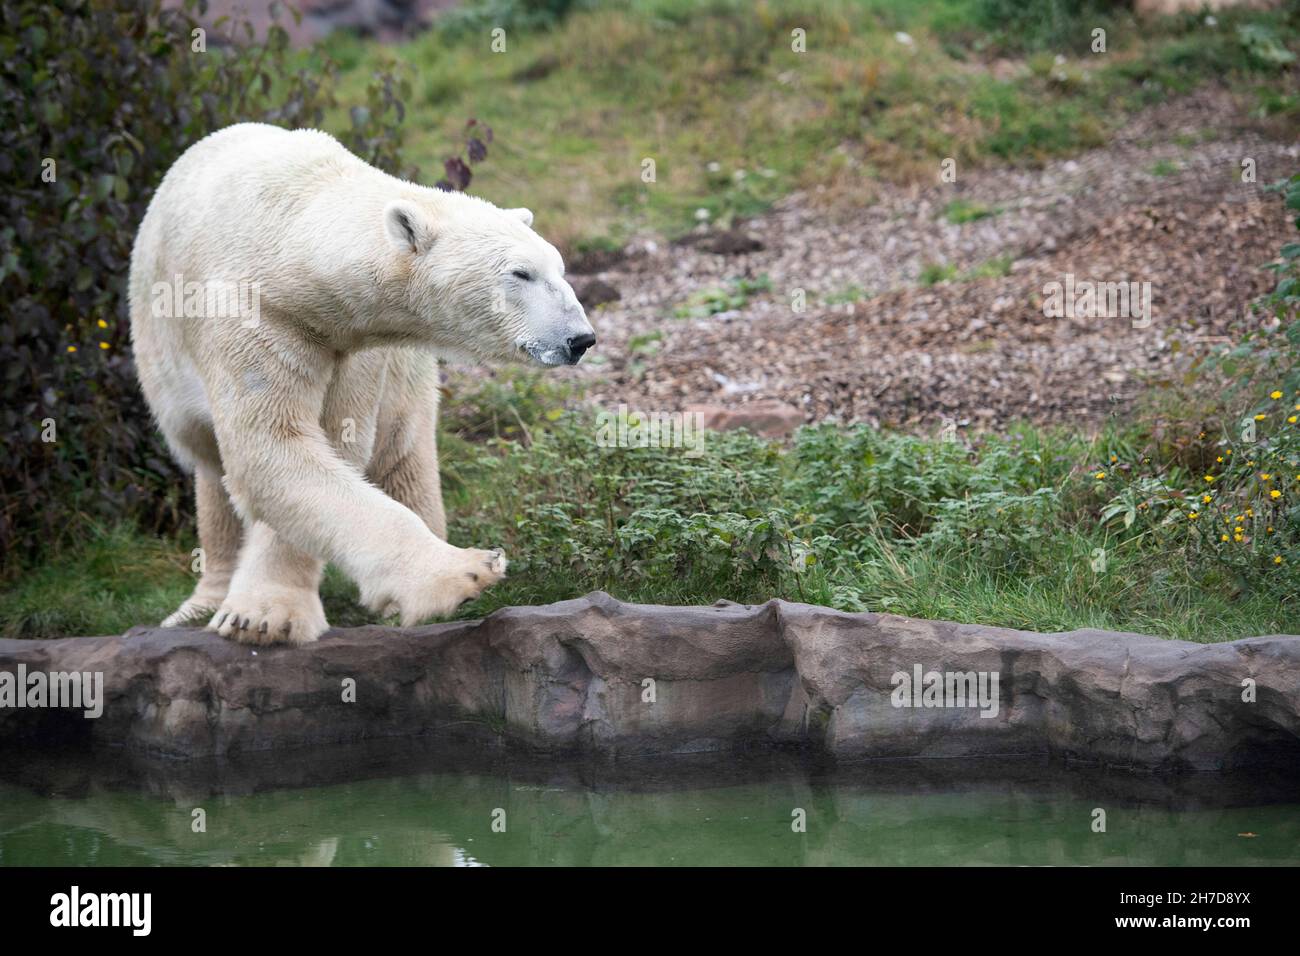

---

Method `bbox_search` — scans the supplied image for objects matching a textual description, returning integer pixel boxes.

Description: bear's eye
[512,270,533,281]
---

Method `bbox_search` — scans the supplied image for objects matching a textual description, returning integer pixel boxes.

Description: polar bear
[129,123,595,645]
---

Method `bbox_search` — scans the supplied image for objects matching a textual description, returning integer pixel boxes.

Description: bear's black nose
[566,332,596,360]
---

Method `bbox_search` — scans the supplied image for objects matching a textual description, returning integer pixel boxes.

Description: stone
[0,593,1297,772]
[565,246,627,275]
[701,230,764,255]
[572,277,621,310]
[685,400,805,438]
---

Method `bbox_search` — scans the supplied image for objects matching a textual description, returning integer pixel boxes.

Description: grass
[944,198,1001,224]
[966,253,1014,279]
[672,274,772,318]
[918,254,1012,284]
[6,368,1294,643]
[822,283,869,305]
[0,525,374,638]
[0,524,196,639]
[307,0,1299,248]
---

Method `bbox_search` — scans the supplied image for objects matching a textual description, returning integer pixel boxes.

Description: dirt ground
[534,88,1298,435]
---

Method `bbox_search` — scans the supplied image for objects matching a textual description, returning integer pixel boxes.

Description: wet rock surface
[2,593,1297,772]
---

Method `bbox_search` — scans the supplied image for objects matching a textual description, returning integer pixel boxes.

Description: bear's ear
[505,207,534,228]
[384,200,436,255]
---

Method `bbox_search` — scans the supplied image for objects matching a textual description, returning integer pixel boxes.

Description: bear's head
[383,194,595,367]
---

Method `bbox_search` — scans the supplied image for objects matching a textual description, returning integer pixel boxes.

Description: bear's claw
[361,544,508,626]
[208,587,328,646]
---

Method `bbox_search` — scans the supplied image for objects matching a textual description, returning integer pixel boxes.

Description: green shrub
[435,399,1294,638]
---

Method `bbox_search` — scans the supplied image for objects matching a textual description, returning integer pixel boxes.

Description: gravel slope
[536,88,1299,434]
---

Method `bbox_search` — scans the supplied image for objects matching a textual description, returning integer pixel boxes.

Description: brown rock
[566,246,627,275]
[572,277,621,310]
[701,230,764,255]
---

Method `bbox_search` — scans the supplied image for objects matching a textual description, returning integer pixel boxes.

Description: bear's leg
[372,436,446,539]
[207,348,505,628]
[208,520,328,645]
[160,466,242,627]
[368,357,446,538]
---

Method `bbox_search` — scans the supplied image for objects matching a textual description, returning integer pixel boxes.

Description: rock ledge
[1,593,1297,772]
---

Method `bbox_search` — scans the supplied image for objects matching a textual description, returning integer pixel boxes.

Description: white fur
[129,124,593,645]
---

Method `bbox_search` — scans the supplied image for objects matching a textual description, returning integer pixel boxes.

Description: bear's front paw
[208,586,329,646]
[362,546,507,626]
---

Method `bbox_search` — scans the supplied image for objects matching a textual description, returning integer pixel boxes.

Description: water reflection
[1,742,1297,866]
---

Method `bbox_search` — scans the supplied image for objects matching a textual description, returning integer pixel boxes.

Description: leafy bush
[424,364,1296,637]
[0,0,488,571]
[1093,173,1300,589]
[1237,22,1297,69]
[447,408,1061,609]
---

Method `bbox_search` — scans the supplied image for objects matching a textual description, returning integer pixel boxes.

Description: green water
[2,760,1298,866]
